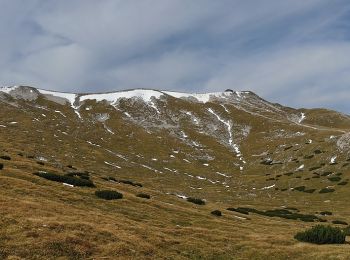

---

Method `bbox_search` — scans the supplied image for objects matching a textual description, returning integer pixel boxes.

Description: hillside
[1,85,350,259]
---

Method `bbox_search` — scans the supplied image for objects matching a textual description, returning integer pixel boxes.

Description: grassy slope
[1,93,350,259]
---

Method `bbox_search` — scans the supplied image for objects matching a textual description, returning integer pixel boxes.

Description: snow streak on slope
[298,112,306,123]
[207,108,245,171]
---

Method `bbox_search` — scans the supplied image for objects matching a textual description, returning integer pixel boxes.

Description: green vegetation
[294,225,345,244]
[103,176,142,187]
[0,163,3,170]
[136,193,151,199]
[34,172,95,187]
[187,197,205,205]
[319,211,332,216]
[226,207,324,222]
[95,190,123,200]
[211,210,222,216]
[328,176,341,182]
[332,220,348,225]
[0,155,11,160]
[319,188,335,193]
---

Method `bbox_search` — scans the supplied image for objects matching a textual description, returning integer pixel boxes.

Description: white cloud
[0,1,350,112]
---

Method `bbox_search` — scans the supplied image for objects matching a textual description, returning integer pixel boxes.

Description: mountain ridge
[1,84,350,259]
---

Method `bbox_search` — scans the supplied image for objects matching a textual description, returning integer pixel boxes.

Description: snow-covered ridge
[0,86,20,93]
[80,89,163,103]
[1,86,248,105]
[38,89,77,106]
[163,90,245,103]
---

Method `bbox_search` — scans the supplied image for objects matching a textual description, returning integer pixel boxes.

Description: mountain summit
[1,85,350,259]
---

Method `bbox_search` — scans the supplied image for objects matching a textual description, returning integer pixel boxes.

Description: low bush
[309,166,322,171]
[332,220,348,225]
[226,207,324,222]
[343,226,350,236]
[321,171,332,176]
[319,211,332,216]
[338,181,348,186]
[0,155,11,160]
[103,177,142,187]
[303,189,316,193]
[328,176,341,182]
[136,193,150,199]
[294,186,306,192]
[294,225,345,244]
[187,197,205,205]
[0,163,3,170]
[65,172,90,180]
[227,207,249,215]
[211,210,222,216]
[319,188,335,194]
[34,172,95,187]
[314,150,323,154]
[37,161,45,165]
[95,190,123,200]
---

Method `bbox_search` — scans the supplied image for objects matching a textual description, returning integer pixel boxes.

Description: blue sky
[1,0,350,112]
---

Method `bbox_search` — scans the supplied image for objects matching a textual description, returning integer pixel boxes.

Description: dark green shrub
[303,189,316,193]
[328,176,341,182]
[37,161,45,165]
[319,188,335,193]
[294,225,345,244]
[304,155,314,159]
[284,146,293,151]
[319,211,332,216]
[332,220,348,225]
[343,226,350,236]
[0,163,3,170]
[321,171,332,176]
[0,155,11,160]
[136,193,150,199]
[338,181,348,186]
[65,172,90,180]
[314,150,323,154]
[95,190,123,200]
[119,179,142,187]
[34,172,95,187]
[284,172,293,176]
[294,186,306,192]
[227,207,323,222]
[309,166,322,171]
[226,207,249,215]
[187,197,205,205]
[103,177,142,187]
[211,210,222,216]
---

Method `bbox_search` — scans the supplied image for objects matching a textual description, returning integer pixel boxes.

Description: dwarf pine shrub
[34,172,95,187]
[136,193,151,199]
[294,225,345,244]
[332,220,348,225]
[211,210,222,216]
[187,197,205,205]
[95,190,123,200]
[319,188,335,193]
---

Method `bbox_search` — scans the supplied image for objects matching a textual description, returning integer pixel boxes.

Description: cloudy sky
[1,1,350,112]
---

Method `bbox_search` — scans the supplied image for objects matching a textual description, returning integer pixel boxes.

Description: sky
[1,0,350,113]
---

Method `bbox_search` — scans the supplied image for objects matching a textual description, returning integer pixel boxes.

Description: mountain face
[1,85,350,259]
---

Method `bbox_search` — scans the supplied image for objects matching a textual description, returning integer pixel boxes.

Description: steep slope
[1,85,350,259]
